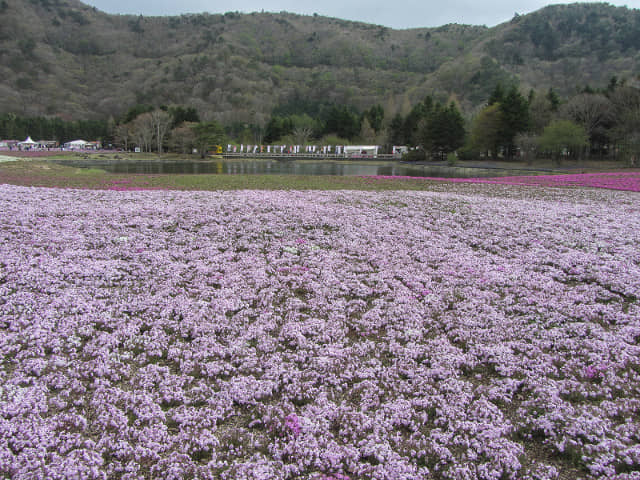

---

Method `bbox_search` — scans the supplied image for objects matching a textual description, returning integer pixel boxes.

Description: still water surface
[55,158,547,178]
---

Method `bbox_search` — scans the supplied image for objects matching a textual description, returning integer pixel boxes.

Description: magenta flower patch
[285,414,302,438]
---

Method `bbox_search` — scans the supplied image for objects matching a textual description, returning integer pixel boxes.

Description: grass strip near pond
[0,160,442,191]
[3,159,640,193]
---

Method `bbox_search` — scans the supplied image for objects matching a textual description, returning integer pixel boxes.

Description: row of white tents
[23,137,93,149]
[0,137,99,149]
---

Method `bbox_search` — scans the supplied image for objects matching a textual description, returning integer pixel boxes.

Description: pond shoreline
[49,154,627,177]
[4,151,634,174]
[410,158,637,174]
[48,157,555,178]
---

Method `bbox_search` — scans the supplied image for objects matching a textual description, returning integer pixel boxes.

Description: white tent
[343,145,380,157]
[18,136,38,146]
[64,139,88,148]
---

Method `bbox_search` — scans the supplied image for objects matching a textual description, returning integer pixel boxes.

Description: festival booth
[343,145,380,158]
[64,139,89,150]
[0,140,19,150]
[18,136,39,150]
[392,146,409,157]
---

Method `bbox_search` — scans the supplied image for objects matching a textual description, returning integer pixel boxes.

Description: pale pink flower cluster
[0,184,638,479]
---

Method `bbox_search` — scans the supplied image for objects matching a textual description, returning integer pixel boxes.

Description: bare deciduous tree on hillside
[131,113,154,152]
[514,132,539,164]
[608,86,640,164]
[113,123,132,151]
[151,109,172,153]
[292,126,313,146]
[169,122,197,154]
[560,93,613,143]
[359,117,376,144]
[528,93,555,135]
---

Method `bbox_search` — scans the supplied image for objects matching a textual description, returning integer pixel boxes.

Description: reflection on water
[54,159,547,178]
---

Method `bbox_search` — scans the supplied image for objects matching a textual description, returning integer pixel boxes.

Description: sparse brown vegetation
[1,0,638,124]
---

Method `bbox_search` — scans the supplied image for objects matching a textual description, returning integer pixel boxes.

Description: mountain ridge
[1,0,638,122]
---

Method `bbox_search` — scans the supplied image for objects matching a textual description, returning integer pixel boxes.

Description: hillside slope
[0,0,638,122]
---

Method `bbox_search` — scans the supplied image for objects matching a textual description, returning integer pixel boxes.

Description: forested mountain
[1,0,639,124]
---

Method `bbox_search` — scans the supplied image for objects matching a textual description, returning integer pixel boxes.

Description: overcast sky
[82,0,640,29]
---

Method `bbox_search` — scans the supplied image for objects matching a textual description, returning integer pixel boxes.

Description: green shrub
[402,149,426,162]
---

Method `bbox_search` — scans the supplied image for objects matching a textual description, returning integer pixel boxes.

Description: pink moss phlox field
[1,184,639,479]
[463,172,640,192]
[367,172,640,192]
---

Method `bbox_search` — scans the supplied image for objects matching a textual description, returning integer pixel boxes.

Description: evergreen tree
[388,114,405,146]
[402,96,434,146]
[364,104,385,134]
[169,106,200,127]
[264,116,293,143]
[322,105,361,140]
[488,84,506,106]
[192,121,225,158]
[546,88,560,112]
[421,102,466,159]
[499,86,530,157]
[123,104,154,124]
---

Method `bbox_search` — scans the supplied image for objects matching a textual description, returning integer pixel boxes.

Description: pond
[53,158,549,178]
